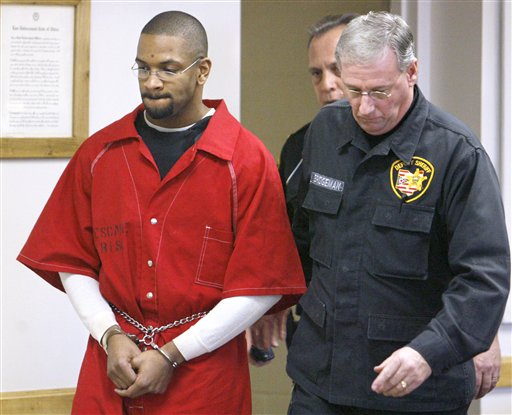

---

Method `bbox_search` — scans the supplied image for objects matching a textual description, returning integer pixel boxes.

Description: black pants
[287,383,470,415]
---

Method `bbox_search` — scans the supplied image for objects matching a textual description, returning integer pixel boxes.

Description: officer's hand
[249,309,290,350]
[274,308,290,343]
[106,334,141,390]
[473,335,501,399]
[115,349,174,398]
[371,346,432,397]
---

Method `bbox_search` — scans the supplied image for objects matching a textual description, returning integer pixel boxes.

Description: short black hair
[141,11,208,57]
[307,13,359,48]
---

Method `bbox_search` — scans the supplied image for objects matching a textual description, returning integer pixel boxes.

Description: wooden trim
[0,1,81,4]
[497,356,512,387]
[0,0,90,158]
[0,388,75,415]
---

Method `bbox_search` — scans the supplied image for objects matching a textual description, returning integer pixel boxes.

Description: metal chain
[109,303,207,347]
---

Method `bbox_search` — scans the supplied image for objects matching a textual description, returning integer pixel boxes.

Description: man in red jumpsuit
[18,10,305,415]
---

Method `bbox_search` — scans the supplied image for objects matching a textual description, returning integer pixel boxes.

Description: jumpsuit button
[150,218,158,225]
[147,260,153,267]
[146,292,154,299]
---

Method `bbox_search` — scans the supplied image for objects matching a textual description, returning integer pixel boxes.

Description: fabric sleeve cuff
[408,330,460,375]
[89,310,119,343]
[173,325,209,361]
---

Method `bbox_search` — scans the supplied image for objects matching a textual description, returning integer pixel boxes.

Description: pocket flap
[302,185,343,215]
[372,204,434,233]
[299,289,326,328]
[367,314,431,342]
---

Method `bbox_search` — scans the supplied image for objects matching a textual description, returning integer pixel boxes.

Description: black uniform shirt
[287,86,510,412]
[279,122,310,222]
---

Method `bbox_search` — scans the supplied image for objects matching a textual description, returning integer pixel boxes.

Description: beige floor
[251,344,293,415]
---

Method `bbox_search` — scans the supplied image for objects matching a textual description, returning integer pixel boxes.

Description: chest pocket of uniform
[365,203,434,279]
[195,226,233,289]
[302,184,343,268]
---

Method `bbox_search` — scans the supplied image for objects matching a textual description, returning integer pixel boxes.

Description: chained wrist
[153,344,180,369]
[101,325,126,353]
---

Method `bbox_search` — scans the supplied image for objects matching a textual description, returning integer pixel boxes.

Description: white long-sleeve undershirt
[60,273,117,342]
[59,272,280,360]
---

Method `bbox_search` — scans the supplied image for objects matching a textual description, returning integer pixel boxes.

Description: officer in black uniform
[279,13,358,348]
[286,11,510,415]
[279,13,358,229]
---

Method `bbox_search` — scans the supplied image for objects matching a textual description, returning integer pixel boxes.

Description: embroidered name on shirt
[310,172,344,192]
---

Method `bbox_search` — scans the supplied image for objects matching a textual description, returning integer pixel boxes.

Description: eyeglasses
[131,57,202,81]
[346,89,392,101]
[345,72,403,102]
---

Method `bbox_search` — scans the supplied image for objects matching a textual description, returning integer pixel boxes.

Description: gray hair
[307,13,359,48]
[335,11,415,72]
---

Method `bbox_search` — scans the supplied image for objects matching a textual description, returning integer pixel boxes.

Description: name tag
[310,172,344,192]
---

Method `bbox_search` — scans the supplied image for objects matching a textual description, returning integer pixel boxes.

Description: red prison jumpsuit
[18,99,306,415]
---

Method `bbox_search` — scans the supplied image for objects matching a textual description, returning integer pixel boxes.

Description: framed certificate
[0,0,90,158]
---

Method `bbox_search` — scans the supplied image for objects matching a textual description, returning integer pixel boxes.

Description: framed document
[0,0,90,158]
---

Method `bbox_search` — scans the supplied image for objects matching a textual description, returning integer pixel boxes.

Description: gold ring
[400,380,407,390]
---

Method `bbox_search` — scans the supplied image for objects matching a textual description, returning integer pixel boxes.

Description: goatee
[145,104,175,119]
[142,95,174,119]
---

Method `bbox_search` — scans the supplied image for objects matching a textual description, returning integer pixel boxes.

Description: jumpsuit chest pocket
[302,183,343,268]
[365,203,434,279]
[195,226,233,289]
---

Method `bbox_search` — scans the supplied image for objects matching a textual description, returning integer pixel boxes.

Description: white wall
[0,0,240,392]
[480,1,512,414]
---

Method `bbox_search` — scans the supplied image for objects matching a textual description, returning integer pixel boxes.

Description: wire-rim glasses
[131,57,203,81]
[345,72,404,102]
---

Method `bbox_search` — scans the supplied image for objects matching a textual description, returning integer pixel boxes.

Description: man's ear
[197,57,211,85]
[406,59,418,85]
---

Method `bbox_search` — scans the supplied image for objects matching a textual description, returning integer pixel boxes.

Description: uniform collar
[338,86,428,164]
[96,99,240,161]
[195,99,240,161]
[388,86,428,164]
